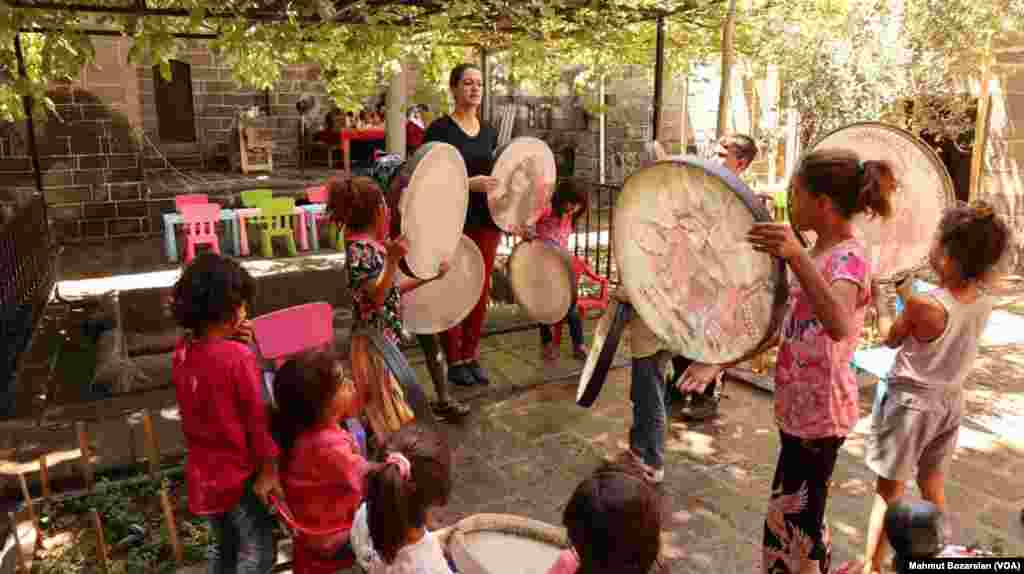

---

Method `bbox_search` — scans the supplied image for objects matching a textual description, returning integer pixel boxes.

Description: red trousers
[441,225,502,364]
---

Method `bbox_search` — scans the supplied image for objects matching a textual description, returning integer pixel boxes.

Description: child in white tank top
[860,202,1012,574]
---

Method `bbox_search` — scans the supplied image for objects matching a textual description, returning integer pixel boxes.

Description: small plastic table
[298,203,328,251]
[162,210,240,263]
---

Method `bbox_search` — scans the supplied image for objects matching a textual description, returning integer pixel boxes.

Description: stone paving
[4,313,1024,573]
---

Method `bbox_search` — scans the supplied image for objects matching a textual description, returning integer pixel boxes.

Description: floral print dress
[346,238,414,436]
[761,239,871,574]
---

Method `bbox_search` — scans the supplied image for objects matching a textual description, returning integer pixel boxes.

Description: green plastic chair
[241,189,273,208]
[257,197,298,258]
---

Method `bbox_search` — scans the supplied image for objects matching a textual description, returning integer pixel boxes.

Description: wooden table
[162,210,240,263]
[339,128,386,173]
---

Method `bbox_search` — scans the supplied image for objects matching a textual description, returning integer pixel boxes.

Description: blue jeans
[208,485,277,574]
[630,351,669,470]
[539,303,584,347]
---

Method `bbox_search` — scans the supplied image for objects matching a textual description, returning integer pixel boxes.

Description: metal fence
[1,196,55,414]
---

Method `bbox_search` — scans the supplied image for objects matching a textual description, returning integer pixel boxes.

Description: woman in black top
[423,63,501,388]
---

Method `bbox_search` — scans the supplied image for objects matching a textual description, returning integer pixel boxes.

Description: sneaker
[448,364,477,387]
[681,393,720,421]
[466,360,491,386]
[572,345,588,361]
[431,399,471,421]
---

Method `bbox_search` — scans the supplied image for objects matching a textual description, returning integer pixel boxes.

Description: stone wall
[0,37,331,244]
[978,34,1024,267]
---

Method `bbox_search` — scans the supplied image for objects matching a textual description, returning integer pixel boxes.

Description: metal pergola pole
[652,16,665,142]
[480,47,490,124]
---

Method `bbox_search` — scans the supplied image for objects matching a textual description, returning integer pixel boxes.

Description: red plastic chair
[552,256,610,346]
[251,302,335,369]
[174,193,209,211]
[307,185,342,250]
[179,203,222,264]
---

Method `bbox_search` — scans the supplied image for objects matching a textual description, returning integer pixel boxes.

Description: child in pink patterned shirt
[677,149,897,574]
[532,180,590,362]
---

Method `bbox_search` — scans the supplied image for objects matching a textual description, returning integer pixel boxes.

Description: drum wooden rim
[507,240,576,325]
[400,235,486,334]
[400,141,469,279]
[446,513,568,574]
[613,156,788,363]
[489,137,557,233]
[790,122,956,283]
[576,300,632,408]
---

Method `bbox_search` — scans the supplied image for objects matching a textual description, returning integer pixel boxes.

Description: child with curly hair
[170,253,282,573]
[861,202,1012,574]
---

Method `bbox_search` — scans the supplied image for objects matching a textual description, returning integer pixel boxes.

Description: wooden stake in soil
[159,486,184,566]
[141,409,162,479]
[91,509,110,574]
[7,511,26,573]
[38,454,51,498]
[17,473,38,532]
[76,421,95,491]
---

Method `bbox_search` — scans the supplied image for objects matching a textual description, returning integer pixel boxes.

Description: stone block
[197,94,224,108]
[85,85,127,104]
[42,170,74,188]
[108,182,142,201]
[73,169,105,187]
[106,168,142,183]
[55,220,81,241]
[44,184,91,204]
[222,94,260,107]
[80,105,115,121]
[103,137,139,154]
[38,137,71,156]
[70,136,102,154]
[190,66,220,81]
[83,219,107,237]
[78,154,107,169]
[84,202,117,219]
[108,154,139,170]
[53,105,83,122]
[50,203,83,221]
[117,200,148,218]
[92,185,111,201]
[0,157,31,172]
[148,199,175,217]
[109,218,143,236]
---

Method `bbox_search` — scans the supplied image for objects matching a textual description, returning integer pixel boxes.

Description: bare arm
[882,294,946,348]
[787,250,861,341]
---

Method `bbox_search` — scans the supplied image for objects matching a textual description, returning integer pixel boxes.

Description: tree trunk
[716,0,738,139]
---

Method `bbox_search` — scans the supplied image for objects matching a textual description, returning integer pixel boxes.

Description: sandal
[432,399,471,421]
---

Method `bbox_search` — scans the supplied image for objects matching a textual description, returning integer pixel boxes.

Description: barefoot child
[328,176,449,439]
[350,424,455,574]
[171,253,282,573]
[861,203,1010,574]
[547,461,663,574]
[532,180,590,362]
[272,350,368,574]
[678,150,896,573]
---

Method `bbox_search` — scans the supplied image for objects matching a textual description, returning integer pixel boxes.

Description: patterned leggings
[762,432,845,574]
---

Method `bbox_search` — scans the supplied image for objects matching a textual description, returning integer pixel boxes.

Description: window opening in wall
[154,60,197,143]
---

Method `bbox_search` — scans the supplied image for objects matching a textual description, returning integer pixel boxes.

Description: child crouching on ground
[860,202,1011,574]
[547,460,663,574]
[272,350,369,574]
[171,253,282,573]
[351,424,455,574]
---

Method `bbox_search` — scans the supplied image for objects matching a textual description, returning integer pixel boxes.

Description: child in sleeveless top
[170,254,282,573]
[678,150,897,574]
[546,460,662,574]
[530,180,590,362]
[860,203,1011,574]
[350,425,455,574]
[271,350,367,574]
[327,176,449,440]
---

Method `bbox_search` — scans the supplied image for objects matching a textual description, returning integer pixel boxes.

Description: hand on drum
[747,223,803,261]
[385,236,410,263]
[469,175,499,194]
[676,362,725,394]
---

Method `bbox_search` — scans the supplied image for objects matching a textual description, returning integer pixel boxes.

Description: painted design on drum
[616,164,777,362]
[813,124,953,280]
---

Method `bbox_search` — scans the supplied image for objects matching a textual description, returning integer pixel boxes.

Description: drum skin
[791,122,956,283]
[446,513,568,574]
[576,299,633,408]
[613,156,788,364]
[399,235,486,334]
[489,137,557,233]
[507,240,576,325]
[400,141,469,279]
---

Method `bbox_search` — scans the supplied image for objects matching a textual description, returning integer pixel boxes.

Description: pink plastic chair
[180,203,222,264]
[174,193,209,211]
[306,185,341,249]
[251,302,335,368]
